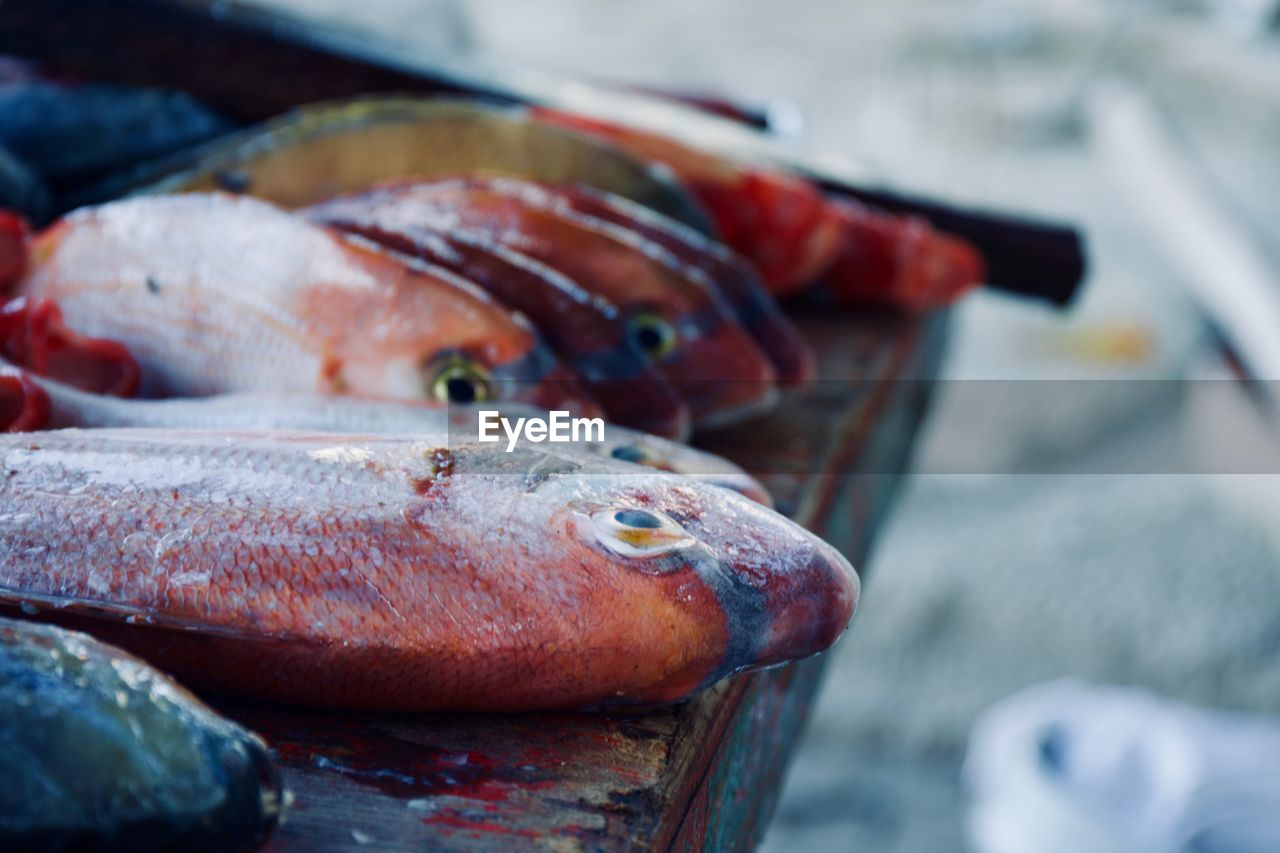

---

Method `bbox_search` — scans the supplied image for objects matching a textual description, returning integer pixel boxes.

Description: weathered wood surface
[216,309,947,852]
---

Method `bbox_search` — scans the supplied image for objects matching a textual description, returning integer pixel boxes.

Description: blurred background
[260,1,1280,849]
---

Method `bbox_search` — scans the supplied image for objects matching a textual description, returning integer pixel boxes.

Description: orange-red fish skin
[427,176,817,390]
[310,182,778,427]
[531,110,987,309]
[816,200,987,311]
[306,198,690,438]
[531,109,844,297]
[0,429,857,711]
[16,194,600,416]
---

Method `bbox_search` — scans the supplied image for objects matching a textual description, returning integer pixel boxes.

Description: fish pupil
[614,509,662,529]
[611,446,646,463]
[628,313,676,357]
[446,377,478,404]
[634,326,664,352]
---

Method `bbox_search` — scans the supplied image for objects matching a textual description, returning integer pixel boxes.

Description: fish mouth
[704,532,859,679]
[565,497,856,696]
[754,536,859,667]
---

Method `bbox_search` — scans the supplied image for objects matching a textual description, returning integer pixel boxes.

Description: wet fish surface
[304,199,691,438]
[307,180,779,428]
[427,175,817,389]
[13,193,597,414]
[0,616,281,852]
[22,374,770,504]
[0,428,856,711]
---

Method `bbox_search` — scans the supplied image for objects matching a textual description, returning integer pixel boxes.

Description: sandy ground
[259,1,1280,848]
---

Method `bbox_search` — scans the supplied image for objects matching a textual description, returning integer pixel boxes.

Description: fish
[0,428,857,711]
[0,79,230,185]
[0,616,282,852]
[432,175,817,389]
[20,371,770,504]
[14,193,599,414]
[308,181,779,428]
[301,205,690,438]
[533,109,986,307]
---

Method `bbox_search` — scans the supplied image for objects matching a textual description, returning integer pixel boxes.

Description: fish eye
[425,355,494,405]
[628,312,678,359]
[590,506,696,559]
[610,445,649,464]
[613,508,663,529]
[609,444,678,474]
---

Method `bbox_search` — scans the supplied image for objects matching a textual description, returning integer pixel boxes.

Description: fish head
[515,459,857,703]
[307,194,690,439]
[338,248,604,419]
[623,299,778,428]
[417,345,603,419]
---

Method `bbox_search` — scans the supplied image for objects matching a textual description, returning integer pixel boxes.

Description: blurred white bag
[964,680,1280,853]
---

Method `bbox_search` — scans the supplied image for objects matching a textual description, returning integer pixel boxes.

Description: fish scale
[308,182,781,428]
[0,428,857,711]
[16,193,595,413]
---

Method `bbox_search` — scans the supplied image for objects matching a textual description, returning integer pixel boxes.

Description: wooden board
[218,309,948,851]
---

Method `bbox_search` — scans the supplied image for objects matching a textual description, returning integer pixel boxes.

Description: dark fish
[0,80,230,185]
[0,616,282,852]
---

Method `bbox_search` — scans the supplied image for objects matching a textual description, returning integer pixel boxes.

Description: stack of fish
[0,89,981,847]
